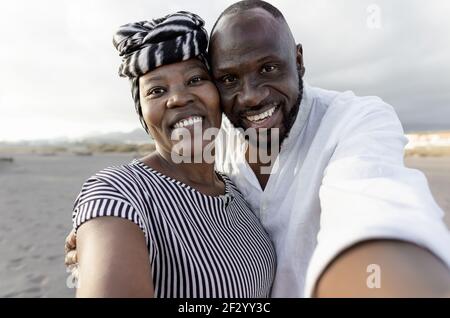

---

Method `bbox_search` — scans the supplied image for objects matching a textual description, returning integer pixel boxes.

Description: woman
[70,11,276,298]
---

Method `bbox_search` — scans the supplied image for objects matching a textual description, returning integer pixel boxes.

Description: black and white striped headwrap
[112,11,209,133]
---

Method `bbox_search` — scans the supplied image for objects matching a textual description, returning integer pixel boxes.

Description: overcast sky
[1,0,449,141]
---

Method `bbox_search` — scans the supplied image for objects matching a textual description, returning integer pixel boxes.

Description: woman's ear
[296,43,305,77]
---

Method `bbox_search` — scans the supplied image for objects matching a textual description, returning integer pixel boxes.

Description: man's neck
[245,139,283,190]
[248,161,271,190]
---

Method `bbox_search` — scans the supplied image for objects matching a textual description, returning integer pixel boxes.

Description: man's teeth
[173,116,203,129]
[245,105,277,122]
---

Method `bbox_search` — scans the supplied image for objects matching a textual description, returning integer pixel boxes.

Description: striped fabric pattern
[112,11,209,134]
[72,159,276,298]
[113,11,209,79]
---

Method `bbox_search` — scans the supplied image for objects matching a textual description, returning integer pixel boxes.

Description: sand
[405,157,450,227]
[0,153,137,298]
[0,153,449,298]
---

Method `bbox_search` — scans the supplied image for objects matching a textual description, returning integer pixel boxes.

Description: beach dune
[0,153,449,297]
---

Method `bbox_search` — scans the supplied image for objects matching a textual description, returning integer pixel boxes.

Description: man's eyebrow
[256,55,282,63]
[213,65,236,75]
[213,55,283,74]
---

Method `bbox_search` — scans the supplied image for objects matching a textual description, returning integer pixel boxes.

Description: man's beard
[225,71,304,145]
[280,72,303,142]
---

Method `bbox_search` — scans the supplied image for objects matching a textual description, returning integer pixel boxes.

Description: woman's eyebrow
[183,63,207,73]
[142,76,164,85]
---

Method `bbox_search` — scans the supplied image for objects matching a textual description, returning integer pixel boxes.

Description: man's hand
[64,229,78,277]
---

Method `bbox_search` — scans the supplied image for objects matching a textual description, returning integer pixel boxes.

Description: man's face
[210,8,304,143]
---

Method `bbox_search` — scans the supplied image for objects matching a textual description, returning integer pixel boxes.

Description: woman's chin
[170,139,215,164]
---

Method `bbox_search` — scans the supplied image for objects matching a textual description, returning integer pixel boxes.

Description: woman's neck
[141,148,220,189]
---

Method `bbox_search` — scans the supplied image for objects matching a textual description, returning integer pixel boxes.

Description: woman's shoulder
[73,159,155,218]
[95,159,139,176]
[72,161,151,243]
[75,160,151,204]
[87,159,146,186]
[217,172,243,197]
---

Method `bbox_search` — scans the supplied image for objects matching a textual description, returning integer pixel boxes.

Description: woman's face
[139,58,222,159]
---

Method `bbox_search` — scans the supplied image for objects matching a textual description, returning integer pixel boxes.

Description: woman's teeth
[245,105,277,122]
[173,116,203,129]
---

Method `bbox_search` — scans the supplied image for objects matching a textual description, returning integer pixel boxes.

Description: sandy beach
[0,153,137,298]
[0,153,449,298]
[405,157,450,227]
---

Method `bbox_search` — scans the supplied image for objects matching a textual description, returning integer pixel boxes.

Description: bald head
[208,4,305,144]
[210,7,297,61]
[210,0,286,36]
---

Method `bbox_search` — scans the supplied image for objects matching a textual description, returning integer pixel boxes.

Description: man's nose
[166,87,194,108]
[237,79,269,109]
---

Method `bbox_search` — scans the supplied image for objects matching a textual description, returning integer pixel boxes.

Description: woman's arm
[76,217,154,297]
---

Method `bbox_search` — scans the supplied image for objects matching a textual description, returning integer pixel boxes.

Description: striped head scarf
[112,11,209,133]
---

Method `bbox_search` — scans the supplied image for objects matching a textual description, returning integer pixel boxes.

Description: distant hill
[405,131,450,157]
[2,129,450,157]
[80,128,151,145]
[0,128,152,146]
[0,128,154,155]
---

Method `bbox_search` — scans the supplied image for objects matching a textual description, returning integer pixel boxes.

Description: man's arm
[315,240,450,297]
[75,217,154,298]
[305,96,450,297]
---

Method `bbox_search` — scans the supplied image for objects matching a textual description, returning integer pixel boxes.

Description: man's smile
[241,103,282,129]
[244,103,279,122]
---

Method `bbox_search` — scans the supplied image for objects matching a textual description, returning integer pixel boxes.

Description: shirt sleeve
[72,174,147,241]
[304,97,450,297]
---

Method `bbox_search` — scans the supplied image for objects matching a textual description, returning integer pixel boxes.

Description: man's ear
[296,43,305,77]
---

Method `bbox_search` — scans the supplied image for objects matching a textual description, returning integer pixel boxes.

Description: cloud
[282,0,450,131]
[1,0,449,141]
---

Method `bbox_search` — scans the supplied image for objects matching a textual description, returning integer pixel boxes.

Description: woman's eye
[147,87,165,97]
[188,76,203,85]
[221,75,237,85]
[261,65,277,73]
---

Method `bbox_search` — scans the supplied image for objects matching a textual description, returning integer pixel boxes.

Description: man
[209,0,450,297]
[66,0,450,297]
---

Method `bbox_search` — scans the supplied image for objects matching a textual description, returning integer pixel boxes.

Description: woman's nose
[166,88,194,108]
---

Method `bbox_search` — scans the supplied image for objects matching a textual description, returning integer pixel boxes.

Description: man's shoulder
[306,85,404,145]
[309,85,397,124]
[307,85,341,107]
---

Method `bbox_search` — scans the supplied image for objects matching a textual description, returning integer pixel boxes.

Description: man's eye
[221,75,237,85]
[261,65,277,73]
[147,87,165,96]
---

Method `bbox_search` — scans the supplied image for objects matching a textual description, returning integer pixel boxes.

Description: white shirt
[215,83,450,297]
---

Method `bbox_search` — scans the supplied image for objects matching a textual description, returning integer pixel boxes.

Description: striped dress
[72,159,276,298]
